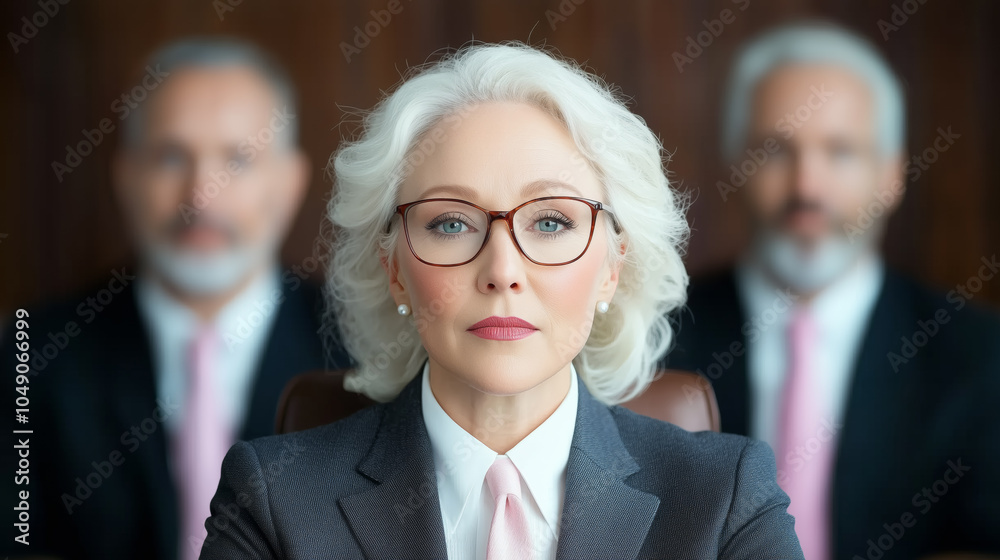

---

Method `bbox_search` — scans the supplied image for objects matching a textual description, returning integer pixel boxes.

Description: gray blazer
[199,368,804,559]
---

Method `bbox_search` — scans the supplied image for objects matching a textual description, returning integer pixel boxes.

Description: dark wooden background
[2,0,998,312]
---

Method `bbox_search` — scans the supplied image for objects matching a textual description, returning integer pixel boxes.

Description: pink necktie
[486,455,534,560]
[173,325,234,560]
[776,307,832,560]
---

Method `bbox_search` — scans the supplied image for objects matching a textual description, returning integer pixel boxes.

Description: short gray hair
[722,22,906,161]
[121,37,298,148]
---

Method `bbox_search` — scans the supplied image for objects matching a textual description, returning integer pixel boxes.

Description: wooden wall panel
[1,0,997,311]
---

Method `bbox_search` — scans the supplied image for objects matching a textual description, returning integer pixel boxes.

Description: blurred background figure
[666,22,1000,559]
[2,38,350,559]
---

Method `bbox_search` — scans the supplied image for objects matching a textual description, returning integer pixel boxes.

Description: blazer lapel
[670,271,751,435]
[832,271,918,557]
[338,372,449,558]
[240,278,335,440]
[106,284,178,560]
[338,367,660,559]
[709,272,751,436]
[556,378,661,560]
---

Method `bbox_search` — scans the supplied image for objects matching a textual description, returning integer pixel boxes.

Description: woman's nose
[476,220,527,293]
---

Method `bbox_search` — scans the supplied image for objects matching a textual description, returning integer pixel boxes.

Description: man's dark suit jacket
[2,271,349,560]
[665,268,1000,558]
[199,364,805,559]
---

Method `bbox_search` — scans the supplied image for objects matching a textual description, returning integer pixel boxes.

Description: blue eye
[537,218,562,233]
[425,214,473,237]
[530,212,575,236]
[438,220,466,234]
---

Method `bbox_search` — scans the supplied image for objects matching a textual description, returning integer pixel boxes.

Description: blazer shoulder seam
[717,436,754,554]
[246,438,282,554]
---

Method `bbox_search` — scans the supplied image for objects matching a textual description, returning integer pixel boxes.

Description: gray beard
[141,241,273,297]
[752,228,876,294]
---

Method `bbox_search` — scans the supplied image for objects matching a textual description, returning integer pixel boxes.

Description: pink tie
[173,325,234,560]
[486,455,534,560]
[776,307,832,560]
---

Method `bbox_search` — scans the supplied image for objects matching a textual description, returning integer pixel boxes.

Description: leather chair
[275,368,720,434]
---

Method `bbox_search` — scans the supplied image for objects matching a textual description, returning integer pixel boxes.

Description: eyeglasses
[389,196,621,267]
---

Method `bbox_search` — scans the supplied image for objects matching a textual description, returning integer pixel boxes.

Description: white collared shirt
[735,253,884,451]
[135,265,282,435]
[421,360,578,560]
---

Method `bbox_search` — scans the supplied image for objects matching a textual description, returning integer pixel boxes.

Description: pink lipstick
[467,316,538,341]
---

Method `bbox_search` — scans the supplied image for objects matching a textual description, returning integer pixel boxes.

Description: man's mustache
[776,197,834,223]
[162,212,240,245]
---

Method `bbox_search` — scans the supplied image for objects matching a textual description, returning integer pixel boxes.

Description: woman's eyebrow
[418,184,478,199]
[521,179,583,198]
[416,179,583,202]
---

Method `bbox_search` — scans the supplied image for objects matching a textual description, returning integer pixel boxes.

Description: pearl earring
[597,301,609,314]
[397,304,410,316]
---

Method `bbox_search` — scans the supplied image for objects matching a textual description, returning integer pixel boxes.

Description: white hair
[722,22,906,161]
[323,42,689,405]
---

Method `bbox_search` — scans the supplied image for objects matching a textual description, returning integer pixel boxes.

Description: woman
[200,43,803,559]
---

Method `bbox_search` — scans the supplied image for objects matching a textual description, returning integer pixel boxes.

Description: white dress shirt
[735,253,884,452]
[421,360,579,560]
[134,265,281,435]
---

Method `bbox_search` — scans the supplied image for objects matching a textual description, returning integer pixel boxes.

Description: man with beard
[2,39,350,560]
[665,23,1000,559]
